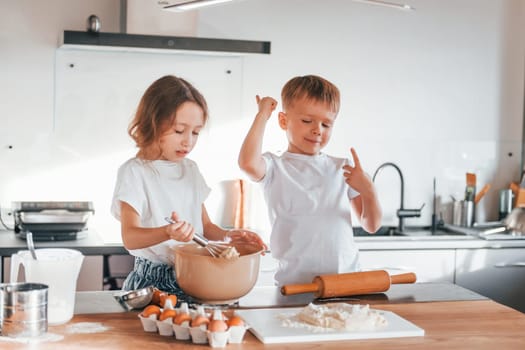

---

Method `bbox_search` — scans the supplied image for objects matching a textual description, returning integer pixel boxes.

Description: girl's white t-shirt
[111,157,210,264]
[260,151,360,286]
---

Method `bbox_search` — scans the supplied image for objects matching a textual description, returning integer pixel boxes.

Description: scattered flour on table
[66,322,110,334]
[0,333,63,344]
[278,303,388,332]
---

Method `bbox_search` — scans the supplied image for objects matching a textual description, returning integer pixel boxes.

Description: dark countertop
[237,282,487,309]
[3,226,523,257]
[0,229,128,256]
[74,282,487,315]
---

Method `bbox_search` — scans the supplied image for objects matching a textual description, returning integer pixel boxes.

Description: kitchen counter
[70,283,488,314]
[2,227,523,256]
[237,282,487,308]
[0,229,127,256]
[2,283,524,349]
[355,231,525,250]
[0,229,129,284]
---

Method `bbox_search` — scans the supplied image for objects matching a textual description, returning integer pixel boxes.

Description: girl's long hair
[128,75,208,158]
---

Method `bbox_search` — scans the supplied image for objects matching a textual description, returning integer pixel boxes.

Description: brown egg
[209,319,228,332]
[162,294,178,308]
[141,305,161,318]
[151,289,167,306]
[191,315,210,328]
[174,312,192,325]
[159,308,177,322]
[227,316,245,327]
[209,310,225,320]
[158,292,171,307]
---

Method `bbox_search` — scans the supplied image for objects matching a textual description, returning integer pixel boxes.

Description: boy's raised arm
[238,95,277,181]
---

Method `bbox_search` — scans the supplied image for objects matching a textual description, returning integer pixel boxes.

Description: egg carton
[138,304,248,347]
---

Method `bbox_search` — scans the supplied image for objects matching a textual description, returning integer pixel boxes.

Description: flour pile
[218,246,240,260]
[279,303,387,332]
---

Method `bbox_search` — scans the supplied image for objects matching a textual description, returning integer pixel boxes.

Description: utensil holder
[499,189,514,220]
[453,200,474,227]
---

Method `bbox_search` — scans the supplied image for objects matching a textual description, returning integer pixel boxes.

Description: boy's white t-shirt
[260,151,360,286]
[111,158,210,264]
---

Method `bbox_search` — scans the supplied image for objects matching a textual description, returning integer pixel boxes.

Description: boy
[238,75,382,285]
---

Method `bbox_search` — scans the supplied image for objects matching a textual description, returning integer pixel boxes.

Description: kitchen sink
[353,225,475,240]
[353,226,404,237]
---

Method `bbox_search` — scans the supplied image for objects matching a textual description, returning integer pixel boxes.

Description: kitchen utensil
[10,248,84,325]
[431,177,437,233]
[505,207,525,234]
[452,200,474,227]
[499,189,514,220]
[114,286,154,310]
[504,174,525,234]
[465,173,476,201]
[280,270,417,298]
[26,231,37,260]
[86,14,101,32]
[0,282,48,338]
[474,184,491,204]
[164,217,231,258]
[172,242,263,304]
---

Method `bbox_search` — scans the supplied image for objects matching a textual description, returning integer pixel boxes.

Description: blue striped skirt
[122,257,193,304]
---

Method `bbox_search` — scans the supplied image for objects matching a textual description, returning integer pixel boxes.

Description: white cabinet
[359,249,456,283]
[455,248,525,313]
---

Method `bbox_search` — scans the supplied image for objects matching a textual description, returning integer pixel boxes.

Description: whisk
[164,217,232,258]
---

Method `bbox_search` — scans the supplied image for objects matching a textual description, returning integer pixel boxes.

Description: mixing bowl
[172,242,263,304]
[114,286,154,310]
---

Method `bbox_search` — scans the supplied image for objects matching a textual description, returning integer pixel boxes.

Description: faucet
[372,162,424,233]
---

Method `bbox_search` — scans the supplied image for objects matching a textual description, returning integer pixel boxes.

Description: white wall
[1,0,524,243]
[196,0,525,226]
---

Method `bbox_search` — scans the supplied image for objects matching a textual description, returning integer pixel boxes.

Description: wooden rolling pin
[281,270,417,298]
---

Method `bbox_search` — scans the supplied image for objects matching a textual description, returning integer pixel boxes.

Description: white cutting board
[236,307,424,344]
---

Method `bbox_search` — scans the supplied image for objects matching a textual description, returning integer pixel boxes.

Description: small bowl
[115,286,154,310]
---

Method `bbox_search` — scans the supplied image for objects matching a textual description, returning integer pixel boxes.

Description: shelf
[61,30,271,55]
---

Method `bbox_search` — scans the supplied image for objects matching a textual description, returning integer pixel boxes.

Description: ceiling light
[163,0,234,12]
[352,0,415,11]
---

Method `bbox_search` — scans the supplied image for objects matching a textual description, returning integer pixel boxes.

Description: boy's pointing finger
[350,147,361,168]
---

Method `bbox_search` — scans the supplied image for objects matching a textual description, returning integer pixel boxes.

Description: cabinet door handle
[494,262,525,268]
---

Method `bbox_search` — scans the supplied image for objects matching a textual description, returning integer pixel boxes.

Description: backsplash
[1,0,524,243]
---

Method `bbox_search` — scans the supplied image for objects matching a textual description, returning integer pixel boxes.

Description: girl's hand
[165,212,194,242]
[226,229,268,254]
[256,95,277,120]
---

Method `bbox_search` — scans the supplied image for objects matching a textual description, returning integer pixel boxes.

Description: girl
[111,75,265,301]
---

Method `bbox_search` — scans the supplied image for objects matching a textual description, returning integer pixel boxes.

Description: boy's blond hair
[281,75,340,114]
